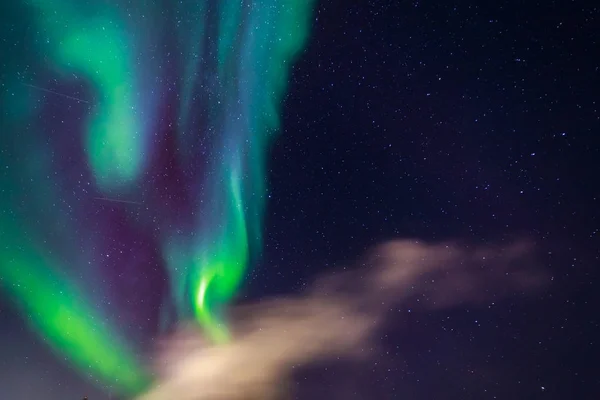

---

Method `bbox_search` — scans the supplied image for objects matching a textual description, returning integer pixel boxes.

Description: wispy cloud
[139,239,546,400]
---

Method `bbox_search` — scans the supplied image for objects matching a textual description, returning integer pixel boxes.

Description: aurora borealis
[3,0,600,398]
[1,0,315,396]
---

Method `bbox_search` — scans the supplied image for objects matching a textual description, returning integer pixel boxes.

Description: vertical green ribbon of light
[0,129,149,395]
[176,0,207,156]
[0,222,150,395]
[26,0,147,191]
[168,0,317,342]
[0,0,151,395]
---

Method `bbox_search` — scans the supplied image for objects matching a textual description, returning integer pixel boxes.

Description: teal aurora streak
[0,0,316,396]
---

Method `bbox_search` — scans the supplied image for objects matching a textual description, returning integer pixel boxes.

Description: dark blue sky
[259,1,598,398]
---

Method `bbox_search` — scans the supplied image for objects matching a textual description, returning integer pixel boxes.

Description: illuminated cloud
[139,239,546,400]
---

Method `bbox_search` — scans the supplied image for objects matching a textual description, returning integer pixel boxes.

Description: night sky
[1,0,599,399]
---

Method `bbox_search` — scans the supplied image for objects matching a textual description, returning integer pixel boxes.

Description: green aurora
[0,0,316,396]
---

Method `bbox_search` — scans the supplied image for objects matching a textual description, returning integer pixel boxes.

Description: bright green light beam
[0,219,150,396]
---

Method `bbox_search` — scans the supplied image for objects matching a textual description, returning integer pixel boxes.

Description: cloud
[137,239,545,400]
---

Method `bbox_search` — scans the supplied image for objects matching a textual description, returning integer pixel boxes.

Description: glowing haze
[165,0,317,341]
[1,0,316,396]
